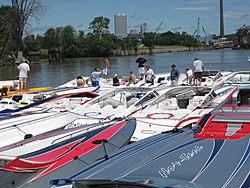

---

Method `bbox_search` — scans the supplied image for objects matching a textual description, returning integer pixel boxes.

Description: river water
[1,48,249,88]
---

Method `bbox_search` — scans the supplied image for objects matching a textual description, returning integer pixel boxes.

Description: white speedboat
[0,87,100,115]
[128,85,235,141]
[0,111,79,148]
[70,86,162,126]
[179,70,233,86]
[219,71,250,85]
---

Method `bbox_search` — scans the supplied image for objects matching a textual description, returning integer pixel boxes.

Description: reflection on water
[0,49,249,88]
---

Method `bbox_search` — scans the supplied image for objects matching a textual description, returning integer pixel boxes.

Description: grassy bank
[138,46,187,49]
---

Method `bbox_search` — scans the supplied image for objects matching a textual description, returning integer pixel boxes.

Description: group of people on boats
[75,54,205,88]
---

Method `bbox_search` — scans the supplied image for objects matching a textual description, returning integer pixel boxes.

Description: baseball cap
[194,57,198,60]
[21,58,26,62]
[170,64,176,68]
[146,65,150,67]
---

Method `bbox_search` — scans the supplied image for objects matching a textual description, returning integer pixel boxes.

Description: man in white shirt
[145,65,154,84]
[193,58,204,86]
[15,58,30,90]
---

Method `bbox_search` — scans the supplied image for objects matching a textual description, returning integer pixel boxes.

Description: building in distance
[114,13,128,38]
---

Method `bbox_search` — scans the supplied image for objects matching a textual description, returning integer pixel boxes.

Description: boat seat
[102,104,113,110]
[161,98,179,110]
[102,98,122,108]
[176,90,196,99]
[127,98,140,108]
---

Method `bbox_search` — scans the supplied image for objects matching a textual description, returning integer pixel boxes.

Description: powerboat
[0,111,79,148]
[70,86,159,125]
[219,71,250,86]
[129,85,235,141]
[0,118,136,188]
[179,70,233,86]
[49,86,250,188]
[0,89,100,115]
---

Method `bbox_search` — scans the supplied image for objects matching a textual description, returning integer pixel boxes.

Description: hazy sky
[3,0,250,36]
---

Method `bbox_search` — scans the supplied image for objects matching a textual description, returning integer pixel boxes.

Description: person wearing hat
[14,58,30,90]
[170,64,180,86]
[112,74,120,86]
[193,57,204,86]
[145,65,154,84]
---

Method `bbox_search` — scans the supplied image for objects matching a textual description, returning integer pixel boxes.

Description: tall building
[141,23,147,38]
[114,13,128,38]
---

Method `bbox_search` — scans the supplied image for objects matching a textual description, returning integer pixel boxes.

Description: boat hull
[0,118,136,188]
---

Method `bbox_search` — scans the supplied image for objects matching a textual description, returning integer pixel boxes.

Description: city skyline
[3,0,250,37]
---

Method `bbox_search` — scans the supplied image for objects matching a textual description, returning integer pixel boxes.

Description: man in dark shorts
[193,57,204,86]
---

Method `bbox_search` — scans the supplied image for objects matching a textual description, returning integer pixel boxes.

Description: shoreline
[109,46,214,56]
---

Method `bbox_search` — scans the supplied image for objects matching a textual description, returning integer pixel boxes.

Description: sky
[3,0,250,37]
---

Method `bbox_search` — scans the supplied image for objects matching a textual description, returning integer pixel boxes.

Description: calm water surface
[0,48,249,88]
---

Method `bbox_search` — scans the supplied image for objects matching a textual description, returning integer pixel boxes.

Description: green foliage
[141,31,199,50]
[88,16,110,39]
[142,32,157,50]
[23,34,40,55]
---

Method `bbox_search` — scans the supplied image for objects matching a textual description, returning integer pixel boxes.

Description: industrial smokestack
[220,0,225,38]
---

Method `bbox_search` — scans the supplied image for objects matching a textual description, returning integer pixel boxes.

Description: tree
[44,28,56,49]
[142,32,157,51]
[60,25,77,57]
[0,5,15,57]
[23,34,40,55]
[88,16,110,39]
[10,0,47,51]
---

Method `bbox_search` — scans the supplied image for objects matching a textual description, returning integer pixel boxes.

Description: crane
[155,22,163,33]
[202,27,208,37]
[192,18,200,38]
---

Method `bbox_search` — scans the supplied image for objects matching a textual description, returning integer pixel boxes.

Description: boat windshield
[134,90,159,107]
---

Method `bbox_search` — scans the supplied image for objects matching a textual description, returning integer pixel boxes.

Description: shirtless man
[102,57,110,80]
[126,71,136,86]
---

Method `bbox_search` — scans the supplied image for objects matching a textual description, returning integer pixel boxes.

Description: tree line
[0,1,200,62]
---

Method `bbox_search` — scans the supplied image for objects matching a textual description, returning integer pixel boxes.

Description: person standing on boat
[14,58,30,90]
[102,57,110,81]
[193,57,204,86]
[91,68,103,87]
[186,68,193,85]
[135,54,147,80]
[145,65,154,84]
[170,64,180,86]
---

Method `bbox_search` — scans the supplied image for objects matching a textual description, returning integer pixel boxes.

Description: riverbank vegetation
[0,1,201,62]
